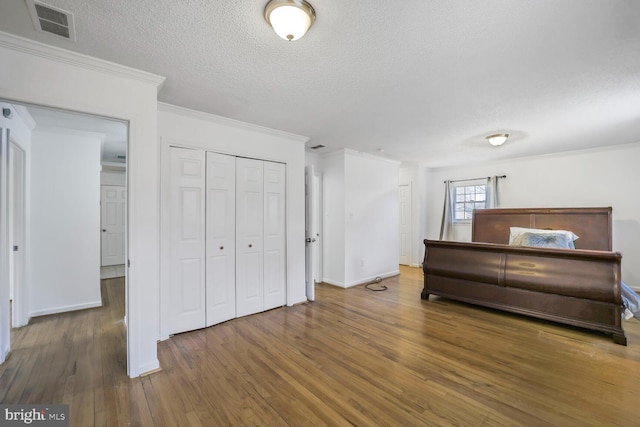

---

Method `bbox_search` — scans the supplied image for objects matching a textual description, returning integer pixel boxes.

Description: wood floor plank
[2,268,640,426]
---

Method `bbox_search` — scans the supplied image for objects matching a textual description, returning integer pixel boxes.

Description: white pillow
[509,227,579,246]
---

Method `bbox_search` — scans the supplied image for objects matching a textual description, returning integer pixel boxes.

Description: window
[453,184,486,221]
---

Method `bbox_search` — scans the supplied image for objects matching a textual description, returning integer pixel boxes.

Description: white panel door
[399,183,412,266]
[101,185,126,266]
[168,147,206,334]
[264,161,286,310]
[205,152,236,326]
[236,158,264,317]
[304,165,316,301]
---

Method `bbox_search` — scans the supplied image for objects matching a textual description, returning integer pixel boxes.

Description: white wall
[319,149,400,287]
[345,151,400,285]
[157,103,308,340]
[0,31,164,377]
[424,142,640,288]
[319,151,345,284]
[101,169,126,186]
[30,129,102,315]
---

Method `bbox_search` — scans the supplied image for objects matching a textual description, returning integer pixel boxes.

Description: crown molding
[157,102,309,144]
[0,31,166,90]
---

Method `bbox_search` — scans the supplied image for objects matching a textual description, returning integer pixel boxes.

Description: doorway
[9,141,25,328]
[305,165,321,300]
[399,183,412,266]
[0,100,128,370]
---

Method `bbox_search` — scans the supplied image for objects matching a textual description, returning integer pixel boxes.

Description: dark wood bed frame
[422,207,626,345]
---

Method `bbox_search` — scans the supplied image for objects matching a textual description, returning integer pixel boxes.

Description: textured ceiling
[1,0,640,166]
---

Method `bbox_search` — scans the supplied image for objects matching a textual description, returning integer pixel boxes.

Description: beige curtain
[485,176,500,209]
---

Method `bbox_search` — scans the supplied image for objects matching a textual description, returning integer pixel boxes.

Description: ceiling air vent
[27,0,76,41]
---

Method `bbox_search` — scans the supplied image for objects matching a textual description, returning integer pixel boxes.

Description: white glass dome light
[265,0,316,41]
[486,133,509,146]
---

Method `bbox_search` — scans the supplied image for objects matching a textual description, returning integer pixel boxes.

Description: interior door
[305,165,316,301]
[101,185,126,266]
[263,161,286,310]
[236,157,264,317]
[205,152,236,326]
[399,183,412,266]
[168,147,206,334]
[9,142,25,327]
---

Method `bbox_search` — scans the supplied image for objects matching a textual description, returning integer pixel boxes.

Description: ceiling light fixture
[486,133,509,147]
[264,0,316,41]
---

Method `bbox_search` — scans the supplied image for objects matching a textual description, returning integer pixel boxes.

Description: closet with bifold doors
[167,147,286,335]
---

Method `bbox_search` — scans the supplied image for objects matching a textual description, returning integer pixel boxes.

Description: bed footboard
[422,239,626,345]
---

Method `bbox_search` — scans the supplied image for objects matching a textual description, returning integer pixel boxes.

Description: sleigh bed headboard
[471,207,612,251]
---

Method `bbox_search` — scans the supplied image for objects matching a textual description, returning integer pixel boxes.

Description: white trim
[137,359,160,376]
[0,31,166,90]
[322,278,347,288]
[29,300,102,318]
[157,102,309,143]
[13,105,36,130]
[323,270,401,288]
[288,296,308,306]
[344,270,400,288]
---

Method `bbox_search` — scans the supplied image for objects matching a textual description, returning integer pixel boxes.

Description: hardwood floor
[2,267,640,426]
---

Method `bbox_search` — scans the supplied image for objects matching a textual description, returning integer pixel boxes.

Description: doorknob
[306,237,317,243]
[102,229,106,232]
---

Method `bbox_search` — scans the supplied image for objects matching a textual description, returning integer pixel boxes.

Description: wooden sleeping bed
[422,207,626,345]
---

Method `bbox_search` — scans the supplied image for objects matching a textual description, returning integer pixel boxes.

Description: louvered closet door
[263,161,286,310]
[205,152,236,326]
[168,147,206,334]
[236,158,265,317]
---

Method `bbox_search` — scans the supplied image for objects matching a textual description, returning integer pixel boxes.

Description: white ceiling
[1,0,639,167]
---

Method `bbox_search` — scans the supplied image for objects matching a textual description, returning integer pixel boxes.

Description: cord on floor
[364,276,387,291]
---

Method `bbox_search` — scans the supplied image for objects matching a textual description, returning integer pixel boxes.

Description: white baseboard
[323,270,401,288]
[29,300,102,318]
[322,278,347,288]
[136,358,160,378]
[288,296,308,306]
[344,270,400,288]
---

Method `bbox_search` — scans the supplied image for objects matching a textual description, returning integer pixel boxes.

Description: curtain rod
[444,175,506,184]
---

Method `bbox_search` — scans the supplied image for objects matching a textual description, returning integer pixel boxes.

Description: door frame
[0,100,131,372]
[159,140,292,340]
[8,141,27,328]
[399,182,412,266]
[100,184,127,267]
